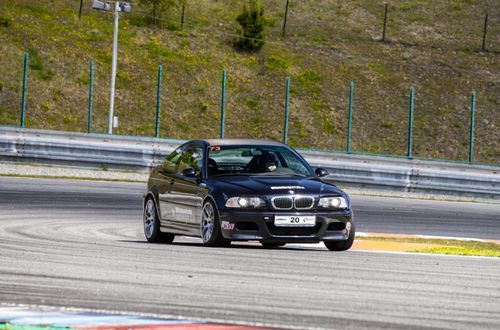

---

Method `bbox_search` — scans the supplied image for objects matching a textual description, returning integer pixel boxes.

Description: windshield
[207,145,312,177]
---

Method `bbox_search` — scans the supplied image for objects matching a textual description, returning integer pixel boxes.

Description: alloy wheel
[144,199,156,239]
[201,202,215,243]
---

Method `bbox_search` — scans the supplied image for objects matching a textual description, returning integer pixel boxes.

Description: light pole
[92,1,131,134]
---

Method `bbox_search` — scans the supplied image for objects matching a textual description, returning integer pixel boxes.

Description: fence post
[469,91,476,163]
[88,60,94,133]
[220,69,227,139]
[482,11,488,52]
[282,0,290,36]
[283,76,291,144]
[20,53,29,128]
[407,86,415,159]
[382,3,388,42]
[180,3,185,29]
[79,0,83,19]
[155,65,163,138]
[346,81,354,153]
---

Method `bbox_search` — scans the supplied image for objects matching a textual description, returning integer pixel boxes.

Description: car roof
[199,139,288,147]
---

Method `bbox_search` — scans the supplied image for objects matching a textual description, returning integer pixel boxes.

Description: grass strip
[0,324,70,330]
[356,236,500,257]
[414,246,500,257]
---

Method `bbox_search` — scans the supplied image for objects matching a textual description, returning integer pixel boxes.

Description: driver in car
[265,159,277,172]
[263,154,278,172]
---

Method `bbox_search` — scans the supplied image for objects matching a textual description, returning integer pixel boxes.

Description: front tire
[143,197,175,243]
[324,221,355,251]
[200,200,230,247]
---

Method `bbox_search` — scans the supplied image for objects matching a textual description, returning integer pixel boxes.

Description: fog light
[345,222,352,235]
[346,222,351,231]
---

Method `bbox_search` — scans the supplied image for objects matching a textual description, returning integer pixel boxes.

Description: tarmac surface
[0,177,499,329]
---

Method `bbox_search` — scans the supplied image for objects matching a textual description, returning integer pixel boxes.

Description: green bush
[28,48,43,71]
[85,29,104,42]
[128,15,154,27]
[27,48,54,81]
[266,55,289,70]
[140,0,177,22]
[0,16,13,27]
[235,0,265,51]
[163,22,181,31]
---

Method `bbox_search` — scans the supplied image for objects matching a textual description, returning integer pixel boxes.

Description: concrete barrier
[1,126,498,200]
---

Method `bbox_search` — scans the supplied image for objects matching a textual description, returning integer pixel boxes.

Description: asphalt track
[0,177,499,329]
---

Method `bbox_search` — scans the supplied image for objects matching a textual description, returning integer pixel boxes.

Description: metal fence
[2,52,489,166]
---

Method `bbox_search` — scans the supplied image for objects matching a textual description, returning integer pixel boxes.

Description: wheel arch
[202,195,222,222]
[144,186,160,211]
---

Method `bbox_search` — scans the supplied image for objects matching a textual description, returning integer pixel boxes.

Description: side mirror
[182,168,198,178]
[315,167,329,177]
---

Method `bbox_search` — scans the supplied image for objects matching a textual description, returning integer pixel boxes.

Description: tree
[235,0,265,51]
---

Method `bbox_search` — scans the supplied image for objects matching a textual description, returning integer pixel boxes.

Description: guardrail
[0,127,498,200]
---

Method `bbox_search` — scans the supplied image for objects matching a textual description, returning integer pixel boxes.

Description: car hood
[209,175,344,196]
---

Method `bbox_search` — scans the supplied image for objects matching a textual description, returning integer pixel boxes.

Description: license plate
[274,215,316,227]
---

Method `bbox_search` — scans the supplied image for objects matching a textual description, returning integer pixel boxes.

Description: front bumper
[219,209,353,243]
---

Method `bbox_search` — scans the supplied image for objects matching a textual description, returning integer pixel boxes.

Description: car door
[167,142,207,235]
[157,145,185,232]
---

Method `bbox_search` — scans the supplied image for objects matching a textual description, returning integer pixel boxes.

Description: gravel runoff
[0,161,495,203]
[0,161,149,182]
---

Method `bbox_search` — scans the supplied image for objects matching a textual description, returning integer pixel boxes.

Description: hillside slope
[0,0,498,164]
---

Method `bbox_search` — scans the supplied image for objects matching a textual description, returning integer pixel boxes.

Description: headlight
[225,197,265,208]
[318,196,348,209]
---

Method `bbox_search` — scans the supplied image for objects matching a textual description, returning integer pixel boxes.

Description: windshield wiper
[269,173,307,177]
[210,172,252,178]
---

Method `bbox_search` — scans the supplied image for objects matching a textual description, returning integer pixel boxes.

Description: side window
[162,147,183,173]
[177,144,204,175]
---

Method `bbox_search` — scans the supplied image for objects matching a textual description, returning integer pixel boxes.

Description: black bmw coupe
[143,139,355,251]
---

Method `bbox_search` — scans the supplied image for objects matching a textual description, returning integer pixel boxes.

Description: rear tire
[324,221,355,251]
[143,197,175,243]
[200,200,230,247]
